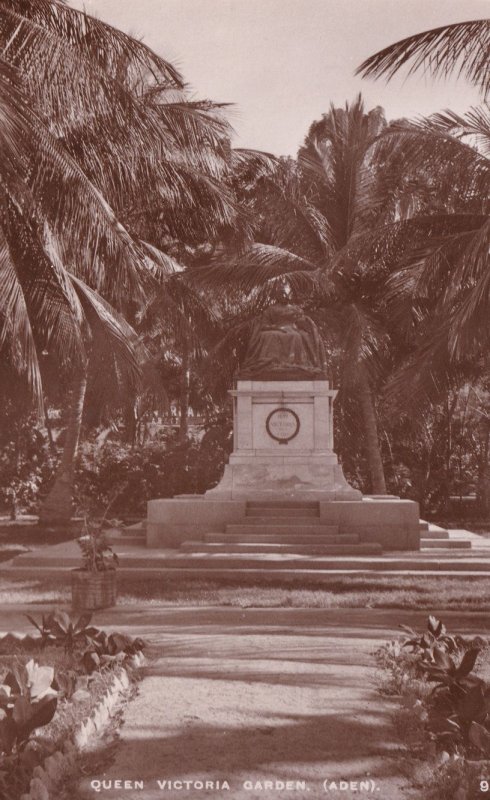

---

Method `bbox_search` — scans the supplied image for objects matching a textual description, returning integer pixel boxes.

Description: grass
[0,574,489,610]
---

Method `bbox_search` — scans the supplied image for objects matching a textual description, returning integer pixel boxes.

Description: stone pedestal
[146,379,421,551]
[206,380,360,500]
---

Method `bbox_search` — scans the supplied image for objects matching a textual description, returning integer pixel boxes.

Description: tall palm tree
[356,20,490,408]
[0,0,249,522]
[37,279,143,523]
[195,97,399,492]
[370,109,490,408]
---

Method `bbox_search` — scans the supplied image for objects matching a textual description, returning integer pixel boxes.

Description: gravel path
[5,607,487,800]
[75,614,417,800]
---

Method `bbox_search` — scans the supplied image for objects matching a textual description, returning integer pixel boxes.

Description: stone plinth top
[235,380,331,390]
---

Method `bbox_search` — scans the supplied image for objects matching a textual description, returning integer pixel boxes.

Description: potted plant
[71,517,119,610]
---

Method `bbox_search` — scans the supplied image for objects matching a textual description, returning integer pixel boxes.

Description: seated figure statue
[238,300,328,380]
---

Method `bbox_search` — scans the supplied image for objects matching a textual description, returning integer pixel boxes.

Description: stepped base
[181,542,383,555]
[421,539,472,549]
[8,523,486,578]
[7,540,489,577]
[205,533,358,544]
[147,496,421,551]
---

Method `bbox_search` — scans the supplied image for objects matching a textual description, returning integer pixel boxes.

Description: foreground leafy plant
[82,631,145,674]
[0,661,57,755]
[401,615,463,660]
[36,610,99,654]
[24,614,56,650]
[376,615,490,758]
[77,519,119,573]
[24,608,145,672]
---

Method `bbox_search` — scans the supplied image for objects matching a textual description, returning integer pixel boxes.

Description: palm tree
[356,20,490,407]
[37,279,143,524]
[0,0,249,522]
[195,96,401,493]
[356,21,490,506]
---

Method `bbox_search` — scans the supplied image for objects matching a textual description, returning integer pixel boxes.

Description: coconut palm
[357,19,490,409]
[0,0,251,521]
[371,109,490,410]
[0,0,247,387]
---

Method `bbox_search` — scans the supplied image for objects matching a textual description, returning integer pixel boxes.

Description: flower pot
[71,569,117,610]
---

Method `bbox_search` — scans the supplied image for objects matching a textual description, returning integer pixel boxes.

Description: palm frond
[382,317,473,414]
[429,104,490,157]
[139,240,183,277]
[446,217,490,356]
[141,274,221,360]
[0,5,241,247]
[1,202,85,361]
[0,239,42,402]
[0,58,148,306]
[298,96,390,246]
[192,243,319,296]
[70,275,142,396]
[357,19,490,96]
[12,0,182,83]
[231,147,279,179]
[375,117,490,206]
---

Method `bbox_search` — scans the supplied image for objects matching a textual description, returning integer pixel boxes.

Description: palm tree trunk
[178,338,190,442]
[44,405,57,455]
[477,418,490,516]
[357,367,387,494]
[39,368,87,524]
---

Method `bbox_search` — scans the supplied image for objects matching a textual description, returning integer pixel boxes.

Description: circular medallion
[266,407,300,444]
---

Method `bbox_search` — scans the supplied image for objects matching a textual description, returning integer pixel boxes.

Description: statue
[238,301,328,380]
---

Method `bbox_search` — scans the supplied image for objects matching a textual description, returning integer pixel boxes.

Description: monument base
[205,459,361,500]
[146,378,420,552]
[146,496,420,550]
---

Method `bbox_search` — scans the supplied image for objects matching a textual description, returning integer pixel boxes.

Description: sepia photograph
[0,0,489,798]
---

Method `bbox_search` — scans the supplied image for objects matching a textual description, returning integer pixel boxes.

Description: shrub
[75,433,228,515]
[375,614,490,800]
[0,413,58,517]
[375,616,490,757]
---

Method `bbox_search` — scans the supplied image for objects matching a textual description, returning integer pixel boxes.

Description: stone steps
[111,535,471,551]
[422,529,449,540]
[8,551,490,574]
[188,492,378,556]
[238,516,324,525]
[226,523,339,536]
[247,501,319,510]
[180,542,382,555]
[421,539,472,549]
[246,507,319,518]
[205,533,360,544]
[104,496,479,573]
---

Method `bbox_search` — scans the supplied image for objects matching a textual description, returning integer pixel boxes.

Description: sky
[72,0,488,156]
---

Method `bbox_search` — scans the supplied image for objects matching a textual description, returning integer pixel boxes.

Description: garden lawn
[0,575,489,610]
